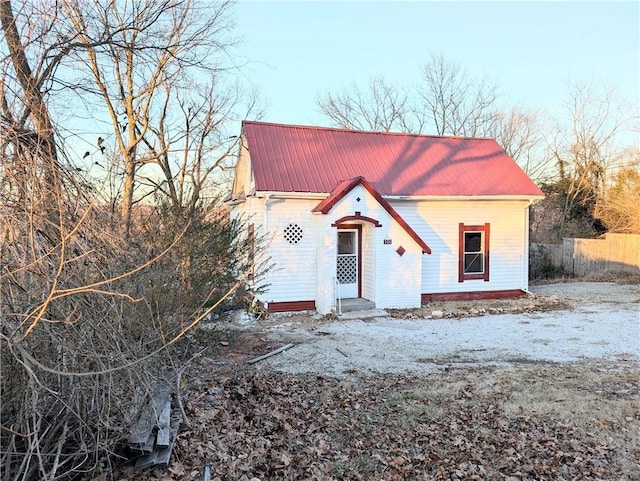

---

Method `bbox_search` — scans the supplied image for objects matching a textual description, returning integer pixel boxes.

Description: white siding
[230,196,266,293]
[231,187,532,313]
[262,198,318,304]
[230,196,318,305]
[361,223,375,302]
[371,210,423,309]
[393,199,530,294]
[315,214,337,314]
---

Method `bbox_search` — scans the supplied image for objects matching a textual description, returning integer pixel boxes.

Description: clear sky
[232,1,640,129]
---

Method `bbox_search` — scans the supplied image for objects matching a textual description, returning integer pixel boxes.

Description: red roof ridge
[241,120,497,142]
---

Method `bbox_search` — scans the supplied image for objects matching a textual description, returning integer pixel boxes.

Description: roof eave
[384,194,545,201]
[253,191,545,202]
[252,191,328,200]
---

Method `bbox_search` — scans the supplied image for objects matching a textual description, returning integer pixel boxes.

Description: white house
[226,121,544,314]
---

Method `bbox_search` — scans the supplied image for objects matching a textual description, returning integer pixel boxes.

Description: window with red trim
[458,223,490,282]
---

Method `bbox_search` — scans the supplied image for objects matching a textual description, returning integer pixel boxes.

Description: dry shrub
[582,270,640,285]
[594,162,640,234]
[0,147,246,479]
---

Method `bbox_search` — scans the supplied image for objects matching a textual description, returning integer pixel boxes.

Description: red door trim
[336,223,362,298]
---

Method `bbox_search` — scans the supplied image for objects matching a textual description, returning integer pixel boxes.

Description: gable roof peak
[312,176,431,254]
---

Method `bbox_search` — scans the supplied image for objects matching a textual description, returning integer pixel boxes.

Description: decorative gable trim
[313,177,432,254]
[311,177,360,214]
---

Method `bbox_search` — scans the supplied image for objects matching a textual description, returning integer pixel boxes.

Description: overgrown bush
[0,156,250,480]
[135,202,250,314]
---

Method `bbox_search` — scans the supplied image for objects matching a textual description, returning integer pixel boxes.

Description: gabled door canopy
[312,176,431,254]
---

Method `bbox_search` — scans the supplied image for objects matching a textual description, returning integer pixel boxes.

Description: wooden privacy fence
[530,233,640,278]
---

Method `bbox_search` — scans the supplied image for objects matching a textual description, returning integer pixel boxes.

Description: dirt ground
[245,281,638,377]
[117,279,640,481]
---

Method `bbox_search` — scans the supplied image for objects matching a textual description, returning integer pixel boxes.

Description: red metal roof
[242,121,544,197]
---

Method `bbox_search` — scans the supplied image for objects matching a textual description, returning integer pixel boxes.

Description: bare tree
[60,0,236,235]
[550,80,633,234]
[418,57,550,179]
[0,1,58,161]
[414,53,499,137]
[0,0,66,245]
[487,107,553,182]
[1,2,257,479]
[317,54,501,137]
[317,76,411,132]
[138,79,264,214]
[316,54,548,180]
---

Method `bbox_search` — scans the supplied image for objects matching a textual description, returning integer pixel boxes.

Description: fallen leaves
[114,364,640,481]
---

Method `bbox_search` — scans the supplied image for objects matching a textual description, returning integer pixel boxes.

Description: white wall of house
[314,213,337,313]
[393,199,531,295]
[230,195,319,307]
[229,195,264,293]
[361,223,376,302]
[260,198,318,305]
[372,223,423,309]
[230,190,532,313]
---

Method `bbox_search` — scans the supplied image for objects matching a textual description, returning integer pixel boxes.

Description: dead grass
[530,271,640,286]
[582,271,640,284]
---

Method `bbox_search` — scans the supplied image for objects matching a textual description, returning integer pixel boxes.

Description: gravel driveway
[257,282,640,377]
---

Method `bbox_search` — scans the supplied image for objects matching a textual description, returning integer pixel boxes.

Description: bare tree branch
[317,77,410,132]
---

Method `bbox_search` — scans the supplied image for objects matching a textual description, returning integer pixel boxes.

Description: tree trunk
[1,0,61,243]
[122,152,135,237]
[0,0,58,165]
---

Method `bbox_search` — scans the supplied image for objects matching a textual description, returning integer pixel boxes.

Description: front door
[337,229,358,298]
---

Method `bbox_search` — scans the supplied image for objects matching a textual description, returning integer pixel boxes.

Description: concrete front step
[338,297,375,313]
